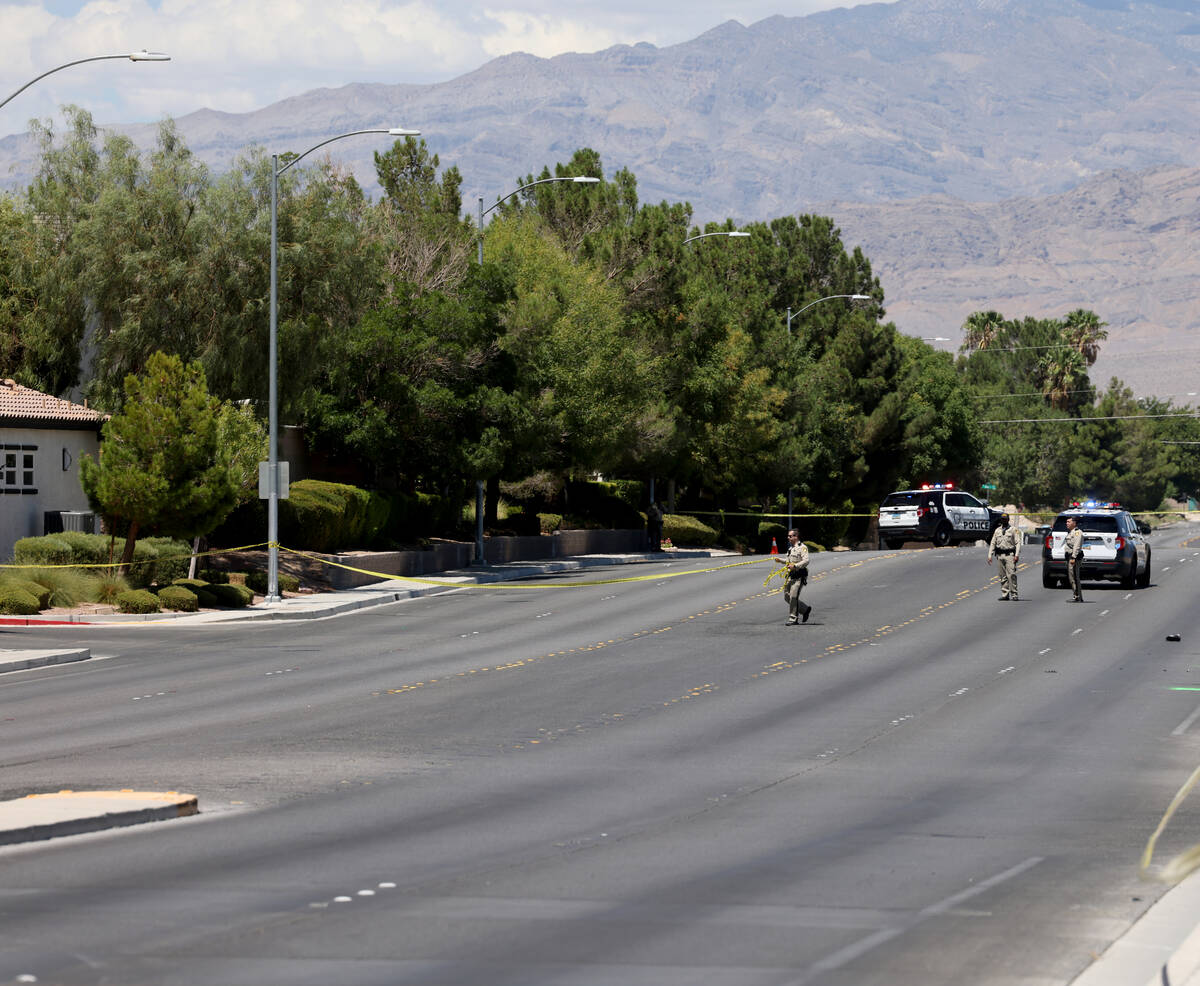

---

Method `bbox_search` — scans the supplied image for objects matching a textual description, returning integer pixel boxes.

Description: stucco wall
[1,426,100,561]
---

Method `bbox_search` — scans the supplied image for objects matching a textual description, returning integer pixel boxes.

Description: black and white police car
[1041,500,1151,589]
[877,483,1003,549]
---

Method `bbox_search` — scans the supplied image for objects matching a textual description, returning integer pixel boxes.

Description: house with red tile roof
[0,379,105,561]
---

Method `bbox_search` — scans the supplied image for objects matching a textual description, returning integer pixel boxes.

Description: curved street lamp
[682,230,751,245]
[265,127,420,601]
[786,294,872,334]
[469,174,600,564]
[476,175,599,264]
[1,51,171,111]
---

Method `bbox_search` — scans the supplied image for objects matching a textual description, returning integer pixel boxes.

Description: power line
[981,412,1200,424]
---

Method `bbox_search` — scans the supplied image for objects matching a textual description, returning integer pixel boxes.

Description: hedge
[0,584,40,615]
[662,514,719,547]
[207,583,253,608]
[279,480,391,553]
[245,571,300,594]
[13,536,72,566]
[116,589,160,614]
[157,585,199,612]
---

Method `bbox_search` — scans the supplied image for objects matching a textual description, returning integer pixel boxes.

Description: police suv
[877,483,1002,549]
[1041,501,1151,589]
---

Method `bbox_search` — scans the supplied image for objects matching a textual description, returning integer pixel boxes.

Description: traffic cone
[770,537,778,555]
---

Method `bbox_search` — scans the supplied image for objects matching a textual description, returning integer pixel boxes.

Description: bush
[384,489,456,544]
[116,589,160,614]
[538,512,563,533]
[207,583,253,608]
[7,578,52,609]
[563,481,645,529]
[93,573,131,605]
[141,537,192,585]
[171,579,220,608]
[52,531,113,566]
[198,569,229,584]
[13,535,72,566]
[157,585,199,612]
[244,571,300,594]
[18,567,94,608]
[662,514,719,547]
[0,584,40,615]
[278,480,390,552]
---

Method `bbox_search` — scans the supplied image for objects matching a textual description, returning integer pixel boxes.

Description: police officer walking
[774,528,812,625]
[1063,515,1085,602]
[987,512,1021,600]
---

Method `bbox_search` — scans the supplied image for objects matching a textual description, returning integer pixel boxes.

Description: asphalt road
[2,529,1199,986]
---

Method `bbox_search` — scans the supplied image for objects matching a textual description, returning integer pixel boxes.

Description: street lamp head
[128,50,170,61]
[850,293,872,300]
[727,231,751,237]
[571,176,600,183]
[388,128,421,136]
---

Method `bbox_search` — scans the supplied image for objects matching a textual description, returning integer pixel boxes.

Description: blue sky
[1,1,885,135]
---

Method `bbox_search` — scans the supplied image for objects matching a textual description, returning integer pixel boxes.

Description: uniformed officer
[1063,515,1084,602]
[987,512,1021,600]
[774,528,812,625]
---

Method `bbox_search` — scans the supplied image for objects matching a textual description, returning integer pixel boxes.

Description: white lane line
[1071,628,1083,636]
[1172,702,1200,737]
[795,857,1044,982]
[998,666,1015,675]
[1099,609,1109,617]
[1124,593,1134,600]
[950,688,969,697]
[1164,567,1172,572]
[1039,648,1052,655]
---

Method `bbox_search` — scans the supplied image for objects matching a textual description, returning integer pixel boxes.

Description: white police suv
[877,483,1002,549]
[1041,501,1151,589]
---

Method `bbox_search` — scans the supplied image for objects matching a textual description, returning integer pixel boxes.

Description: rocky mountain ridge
[0,0,1197,397]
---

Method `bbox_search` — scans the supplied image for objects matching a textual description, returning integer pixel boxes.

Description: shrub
[115,589,160,614]
[6,578,52,609]
[18,567,93,608]
[538,513,563,533]
[171,578,219,608]
[198,569,229,584]
[662,514,719,547]
[93,573,131,605]
[157,585,199,612]
[141,537,192,585]
[0,584,40,615]
[804,541,825,552]
[384,489,455,544]
[244,571,300,594]
[208,583,253,608]
[13,535,72,566]
[53,531,112,566]
[279,480,390,552]
[563,481,645,529]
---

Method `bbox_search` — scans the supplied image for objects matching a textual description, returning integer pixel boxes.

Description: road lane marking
[796,857,1044,982]
[998,666,1015,675]
[1071,628,1083,635]
[1172,702,1200,737]
[1039,648,1051,655]
[1099,609,1109,616]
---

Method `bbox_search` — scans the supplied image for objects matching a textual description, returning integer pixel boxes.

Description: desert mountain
[1,0,1197,396]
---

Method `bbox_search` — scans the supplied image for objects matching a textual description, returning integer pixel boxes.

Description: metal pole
[267,155,281,602]
[787,308,793,335]
[477,196,484,266]
[472,482,482,568]
[788,488,794,533]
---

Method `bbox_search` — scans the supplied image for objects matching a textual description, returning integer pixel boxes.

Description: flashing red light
[1116,536,1125,551]
[1044,534,1053,550]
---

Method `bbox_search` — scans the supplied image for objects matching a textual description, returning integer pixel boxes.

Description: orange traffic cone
[770,537,778,554]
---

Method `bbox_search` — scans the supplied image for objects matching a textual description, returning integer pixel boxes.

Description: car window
[1052,514,1119,533]
[945,493,968,507]
[881,492,922,507]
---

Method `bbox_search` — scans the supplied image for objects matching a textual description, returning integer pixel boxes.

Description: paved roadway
[1,530,1199,986]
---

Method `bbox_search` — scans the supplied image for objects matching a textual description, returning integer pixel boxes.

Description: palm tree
[1062,308,1108,366]
[960,310,1005,352]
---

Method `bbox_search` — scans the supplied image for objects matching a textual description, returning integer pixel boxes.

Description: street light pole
[785,294,872,334]
[266,127,419,602]
[682,230,751,245]
[471,174,599,565]
[783,293,873,531]
[1,51,170,111]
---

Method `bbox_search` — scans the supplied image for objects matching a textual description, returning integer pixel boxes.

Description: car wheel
[1042,568,1056,589]
[885,538,905,550]
[933,522,952,547]
[1137,550,1151,588]
[1121,552,1138,588]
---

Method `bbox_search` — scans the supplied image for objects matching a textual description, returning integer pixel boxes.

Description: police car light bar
[1068,499,1121,509]
[920,482,954,491]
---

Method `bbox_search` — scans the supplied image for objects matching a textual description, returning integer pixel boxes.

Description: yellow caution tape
[1141,762,1200,884]
[0,542,270,570]
[278,545,775,589]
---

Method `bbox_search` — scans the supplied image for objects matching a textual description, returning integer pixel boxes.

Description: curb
[0,790,198,846]
[0,647,90,674]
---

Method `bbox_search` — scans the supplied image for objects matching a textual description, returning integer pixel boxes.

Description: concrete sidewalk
[0,790,198,847]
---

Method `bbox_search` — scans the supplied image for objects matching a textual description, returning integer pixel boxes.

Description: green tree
[79,352,239,568]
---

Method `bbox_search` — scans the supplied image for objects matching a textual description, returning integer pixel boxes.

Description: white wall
[1,426,101,561]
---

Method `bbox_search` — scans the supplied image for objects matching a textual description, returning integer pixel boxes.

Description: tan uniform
[988,522,1021,600]
[1064,526,1084,600]
[779,540,811,624]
